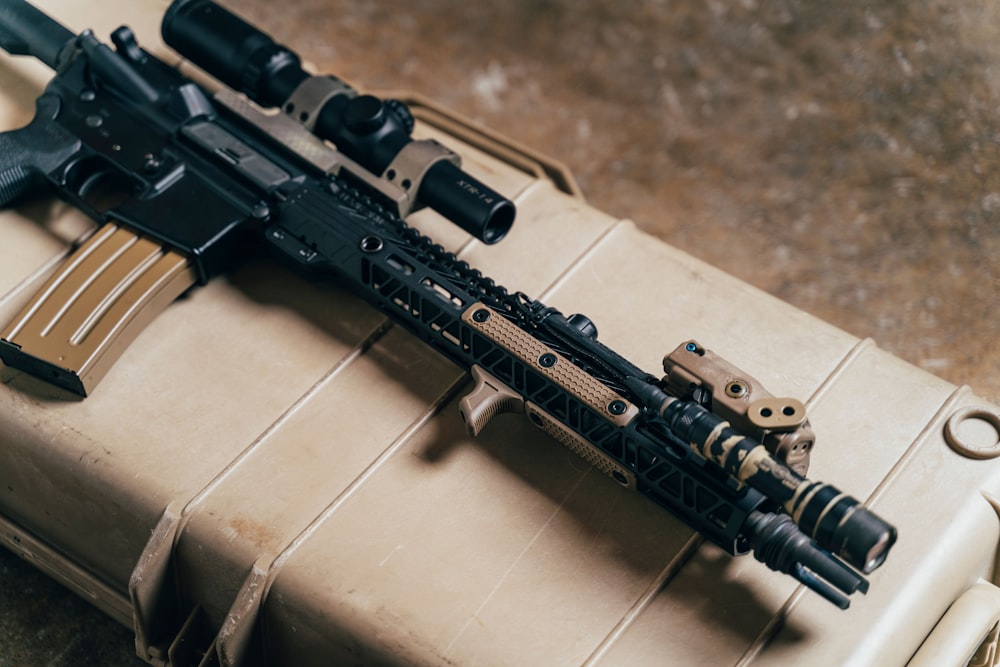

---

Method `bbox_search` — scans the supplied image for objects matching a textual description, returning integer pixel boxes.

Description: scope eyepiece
[163,0,308,106]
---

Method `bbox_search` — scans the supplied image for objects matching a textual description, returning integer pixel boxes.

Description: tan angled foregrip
[0,223,195,396]
[458,365,637,490]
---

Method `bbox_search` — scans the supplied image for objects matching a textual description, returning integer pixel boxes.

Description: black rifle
[0,0,895,609]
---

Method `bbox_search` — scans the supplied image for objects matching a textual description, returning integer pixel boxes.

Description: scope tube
[162,0,307,105]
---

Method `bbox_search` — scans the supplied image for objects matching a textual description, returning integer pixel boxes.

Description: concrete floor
[2,0,999,664]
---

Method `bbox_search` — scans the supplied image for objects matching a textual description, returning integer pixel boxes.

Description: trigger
[459,366,525,436]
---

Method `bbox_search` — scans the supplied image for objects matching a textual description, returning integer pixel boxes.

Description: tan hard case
[3,2,1000,666]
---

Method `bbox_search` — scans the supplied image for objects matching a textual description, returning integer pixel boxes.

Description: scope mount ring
[283,75,355,131]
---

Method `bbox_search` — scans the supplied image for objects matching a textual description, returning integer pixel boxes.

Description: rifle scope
[162,0,515,245]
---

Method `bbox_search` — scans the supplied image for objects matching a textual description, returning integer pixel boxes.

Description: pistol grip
[0,94,83,208]
[0,164,36,208]
[0,223,195,395]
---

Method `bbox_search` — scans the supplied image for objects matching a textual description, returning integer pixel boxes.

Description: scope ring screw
[726,381,747,398]
[538,353,557,368]
[608,400,628,415]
